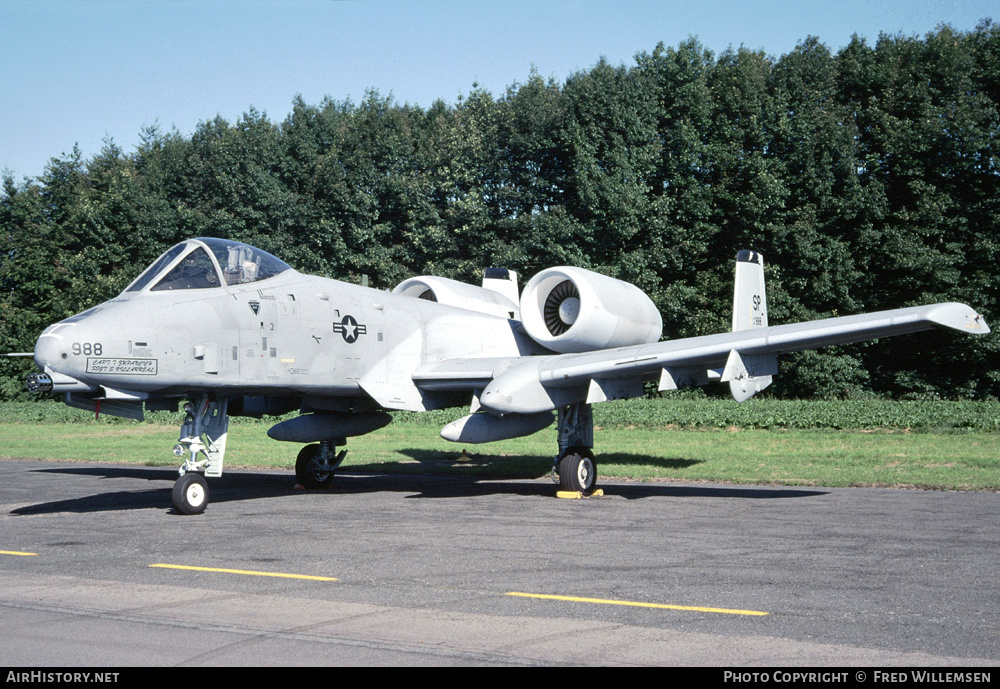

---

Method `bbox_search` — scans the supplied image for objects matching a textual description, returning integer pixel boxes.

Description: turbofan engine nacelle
[393,273,519,320]
[520,267,662,353]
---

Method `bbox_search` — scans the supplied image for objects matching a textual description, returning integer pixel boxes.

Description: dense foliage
[3,25,998,399]
[2,397,998,432]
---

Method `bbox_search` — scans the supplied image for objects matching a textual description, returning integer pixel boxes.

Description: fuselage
[32,239,530,411]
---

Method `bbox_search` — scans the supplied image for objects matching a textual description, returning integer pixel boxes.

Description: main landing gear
[557,446,596,493]
[553,403,598,494]
[171,396,229,514]
[295,439,347,489]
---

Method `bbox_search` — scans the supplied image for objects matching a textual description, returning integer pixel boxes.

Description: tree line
[2,23,998,400]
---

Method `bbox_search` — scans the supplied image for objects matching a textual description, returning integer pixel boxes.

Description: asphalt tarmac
[0,458,996,666]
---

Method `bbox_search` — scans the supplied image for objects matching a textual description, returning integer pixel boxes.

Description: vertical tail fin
[482,268,520,320]
[733,250,768,331]
[727,251,775,401]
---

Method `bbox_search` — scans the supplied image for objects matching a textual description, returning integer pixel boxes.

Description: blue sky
[1,0,994,180]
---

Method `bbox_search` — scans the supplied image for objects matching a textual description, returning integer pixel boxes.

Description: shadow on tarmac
[11,461,827,516]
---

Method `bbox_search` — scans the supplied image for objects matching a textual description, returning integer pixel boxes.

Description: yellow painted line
[0,550,38,557]
[506,592,768,616]
[150,564,337,581]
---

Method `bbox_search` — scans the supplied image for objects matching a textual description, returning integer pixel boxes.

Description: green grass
[1,397,998,491]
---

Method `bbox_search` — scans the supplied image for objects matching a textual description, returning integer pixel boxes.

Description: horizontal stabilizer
[722,349,776,402]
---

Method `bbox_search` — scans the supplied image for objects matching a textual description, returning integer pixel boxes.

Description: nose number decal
[72,342,103,356]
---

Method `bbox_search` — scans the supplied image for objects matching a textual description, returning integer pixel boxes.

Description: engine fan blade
[543,280,580,336]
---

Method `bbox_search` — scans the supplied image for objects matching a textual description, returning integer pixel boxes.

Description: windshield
[151,246,220,291]
[125,243,188,292]
[125,238,292,293]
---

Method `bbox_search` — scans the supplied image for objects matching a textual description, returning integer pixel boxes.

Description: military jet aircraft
[26,237,990,514]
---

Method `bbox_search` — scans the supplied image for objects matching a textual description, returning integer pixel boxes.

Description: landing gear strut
[171,395,229,514]
[553,403,597,494]
[295,439,346,489]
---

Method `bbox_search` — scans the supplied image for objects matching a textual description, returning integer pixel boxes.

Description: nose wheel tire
[558,447,596,493]
[173,473,209,515]
[296,444,336,489]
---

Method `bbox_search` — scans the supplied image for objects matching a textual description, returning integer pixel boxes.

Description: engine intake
[520,267,662,353]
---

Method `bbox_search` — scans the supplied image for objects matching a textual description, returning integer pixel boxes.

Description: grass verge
[1,415,997,491]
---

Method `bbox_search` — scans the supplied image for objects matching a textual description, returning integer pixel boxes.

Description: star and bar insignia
[333,314,367,343]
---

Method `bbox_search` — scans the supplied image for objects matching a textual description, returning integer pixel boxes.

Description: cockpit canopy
[125,238,292,293]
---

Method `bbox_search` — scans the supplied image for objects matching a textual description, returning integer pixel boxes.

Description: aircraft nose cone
[33,333,63,371]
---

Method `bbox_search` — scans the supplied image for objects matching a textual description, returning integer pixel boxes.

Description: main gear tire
[296,444,335,489]
[558,447,596,493]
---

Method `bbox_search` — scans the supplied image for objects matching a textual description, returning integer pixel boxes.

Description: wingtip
[926,303,991,335]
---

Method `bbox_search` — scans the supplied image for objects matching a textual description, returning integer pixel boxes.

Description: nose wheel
[172,473,209,515]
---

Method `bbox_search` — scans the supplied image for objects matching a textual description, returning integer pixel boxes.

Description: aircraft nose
[33,332,64,371]
[28,327,98,395]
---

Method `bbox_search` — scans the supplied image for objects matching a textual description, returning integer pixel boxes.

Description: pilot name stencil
[86,358,158,375]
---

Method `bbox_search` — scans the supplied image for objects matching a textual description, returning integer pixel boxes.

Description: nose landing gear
[171,396,229,514]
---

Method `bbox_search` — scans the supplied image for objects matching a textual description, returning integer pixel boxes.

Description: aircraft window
[199,238,292,285]
[150,247,222,291]
[125,243,188,292]
[124,238,291,293]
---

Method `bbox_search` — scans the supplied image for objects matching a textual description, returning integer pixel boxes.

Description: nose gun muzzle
[26,372,53,393]
[25,369,96,394]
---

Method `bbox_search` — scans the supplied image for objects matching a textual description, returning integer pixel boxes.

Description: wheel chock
[556,488,605,499]
[556,490,582,499]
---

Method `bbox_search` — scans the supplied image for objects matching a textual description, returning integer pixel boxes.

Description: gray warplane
[26,237,991,513]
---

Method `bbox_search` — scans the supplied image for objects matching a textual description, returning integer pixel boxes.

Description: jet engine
[393,271,519,320]
[519,267,662,353]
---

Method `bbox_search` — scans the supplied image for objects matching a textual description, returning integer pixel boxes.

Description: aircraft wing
[416,301,990,416]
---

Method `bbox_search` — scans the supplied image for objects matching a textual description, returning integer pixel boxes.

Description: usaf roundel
[334,315,367,343]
